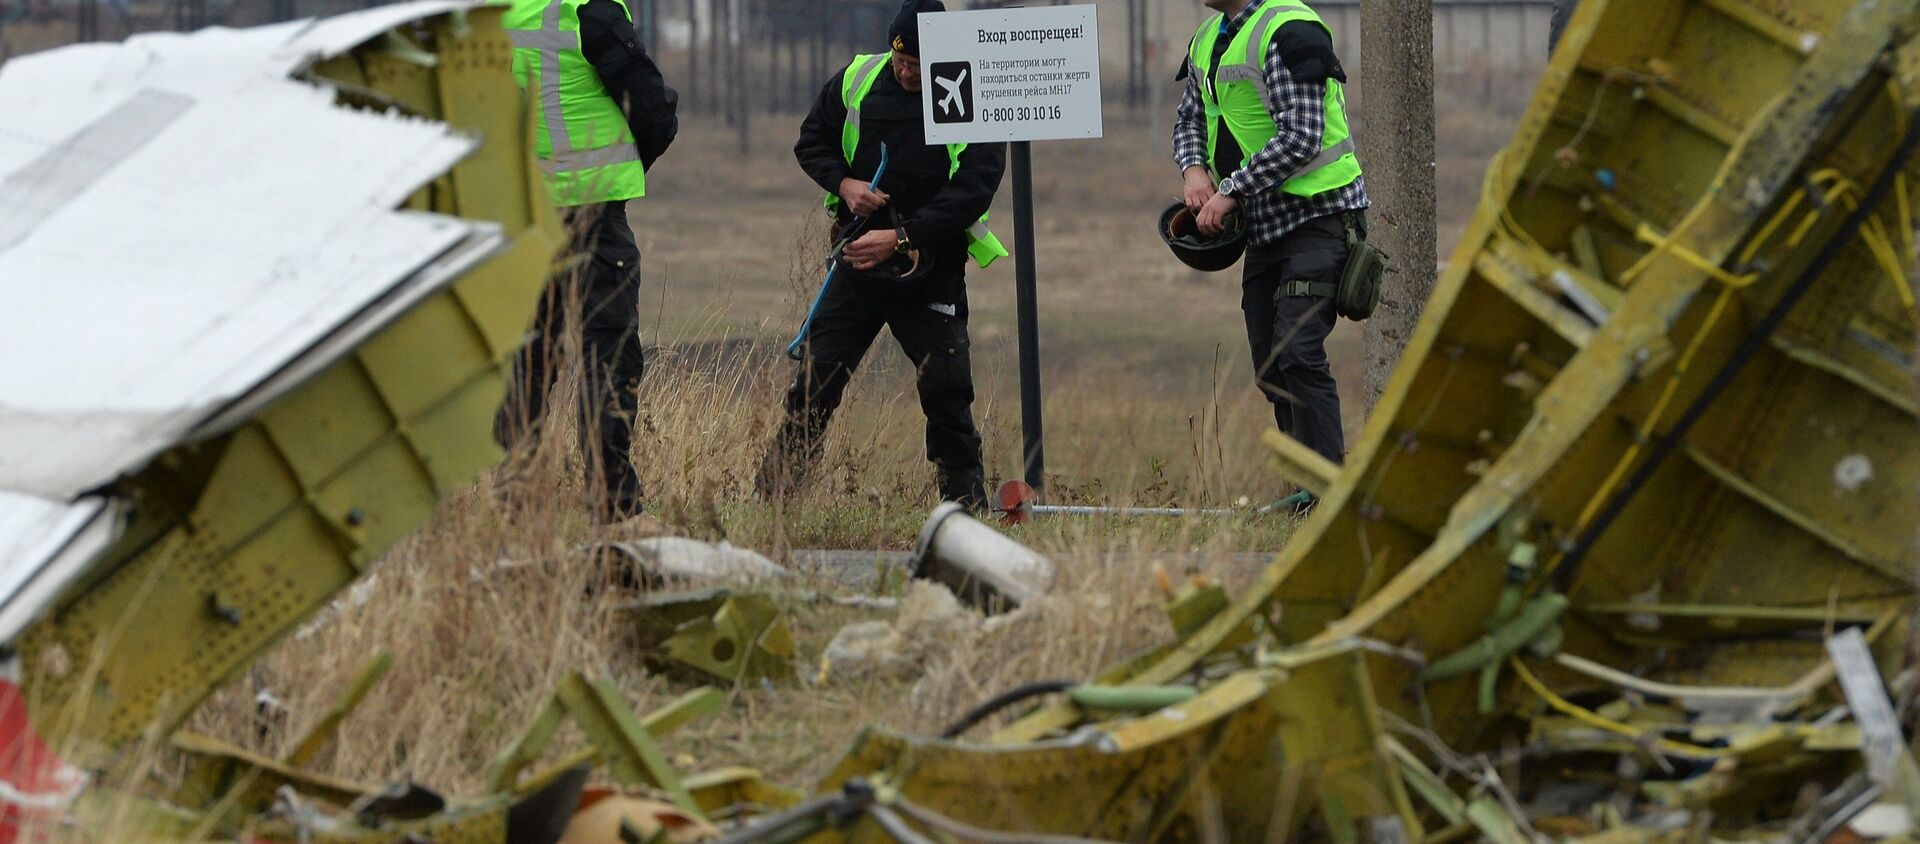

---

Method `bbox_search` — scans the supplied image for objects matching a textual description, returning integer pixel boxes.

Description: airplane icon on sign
[930,62,973,124]
[937,67,968,116]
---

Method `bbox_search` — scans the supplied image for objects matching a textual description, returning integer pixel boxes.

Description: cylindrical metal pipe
[912,503,1054,613]
[1030,505,1235,518]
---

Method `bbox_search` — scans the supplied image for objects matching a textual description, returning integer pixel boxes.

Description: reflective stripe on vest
[826,53,1009,270]
[506,0,647,206]
[839,54,889,163]
[1190,0,1362,199]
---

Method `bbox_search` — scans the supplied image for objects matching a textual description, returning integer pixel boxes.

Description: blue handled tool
[787,144,890,361]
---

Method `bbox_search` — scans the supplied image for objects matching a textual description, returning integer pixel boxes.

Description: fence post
[645,0,658,55]
[787,11,800,111]
[733,0,748,152]
[707,0,721,116]
[77,0,98,41]
[686,0,700,110]
[1480,2,1494,106]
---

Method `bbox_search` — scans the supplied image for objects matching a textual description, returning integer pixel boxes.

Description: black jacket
[795,60,1006,297]
[577,0,678,169]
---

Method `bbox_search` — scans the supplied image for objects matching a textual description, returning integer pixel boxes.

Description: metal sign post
[1010,141,1043,488]
[918,4,1103,494]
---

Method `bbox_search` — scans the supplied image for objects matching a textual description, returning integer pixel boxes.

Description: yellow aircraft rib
[820,0,1920,841]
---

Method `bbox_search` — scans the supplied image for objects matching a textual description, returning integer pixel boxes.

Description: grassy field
[181,94,1525,802]
[629,111,1360,515]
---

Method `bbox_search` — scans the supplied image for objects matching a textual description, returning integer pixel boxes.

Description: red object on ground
[0,676,85,844]
[996,479,1037,526]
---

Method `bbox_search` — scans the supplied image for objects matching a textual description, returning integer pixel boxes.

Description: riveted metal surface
[437,7,537,237]
[15,8,558,754]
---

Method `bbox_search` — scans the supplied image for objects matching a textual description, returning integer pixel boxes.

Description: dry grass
[174,389,1281,806]
[172,100,1524,804]
[183,333,1296,795]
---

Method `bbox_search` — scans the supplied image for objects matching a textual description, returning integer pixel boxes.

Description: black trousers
[1241,212,1356,466]
[766,277,987,508]
[495,201,647,519]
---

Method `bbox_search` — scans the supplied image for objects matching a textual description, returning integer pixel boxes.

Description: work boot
[936,467,989,514]
[753,442,814,502]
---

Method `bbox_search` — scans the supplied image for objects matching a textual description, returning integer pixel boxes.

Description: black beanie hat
[888,0,946,56]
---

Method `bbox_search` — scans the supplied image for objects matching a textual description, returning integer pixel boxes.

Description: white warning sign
[916,5,1104,144]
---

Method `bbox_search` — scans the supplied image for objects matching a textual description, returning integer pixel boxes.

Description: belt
[1279,211,1365,298]
[1280,280,1339,298]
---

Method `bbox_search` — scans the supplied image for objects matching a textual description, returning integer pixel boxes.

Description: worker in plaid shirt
[1173,0,1370,480]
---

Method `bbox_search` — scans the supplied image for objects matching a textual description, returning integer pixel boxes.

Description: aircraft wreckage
[1,0,1918,841]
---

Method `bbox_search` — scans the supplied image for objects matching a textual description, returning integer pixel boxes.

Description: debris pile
[1,0,1918,842]
[820,581,980,681]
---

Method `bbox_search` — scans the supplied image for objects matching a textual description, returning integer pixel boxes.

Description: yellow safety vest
[827,53,1009,269]
[505,0,649,206]
[1189,1,1361,197]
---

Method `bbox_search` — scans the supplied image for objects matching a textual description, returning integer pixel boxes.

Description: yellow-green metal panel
[355,294,496,421]
[959,1,1920,827]
[17,8,559,753]
[438,8,537,236]
[256,360,401,493]
[453,221,563,362]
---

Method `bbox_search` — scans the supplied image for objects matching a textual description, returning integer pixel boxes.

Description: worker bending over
[757,0,1009,512]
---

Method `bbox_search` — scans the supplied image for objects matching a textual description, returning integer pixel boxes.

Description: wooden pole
[647,0,659,55]
[714,0,725,124]
[1359,0,1438,412]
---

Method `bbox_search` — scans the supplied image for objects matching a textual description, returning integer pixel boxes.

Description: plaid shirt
[1173,2,1368,247]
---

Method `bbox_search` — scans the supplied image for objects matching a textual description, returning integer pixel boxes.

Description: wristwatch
[1217,177,1238,198]
[894,226,913,255]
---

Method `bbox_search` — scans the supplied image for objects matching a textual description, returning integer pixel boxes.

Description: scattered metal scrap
[3,0,1919,842]
[767,0,1920,841]
[630,589,799,685]
[0,0,556,756]
[0,2,796,841]
[818,581,985,683]
[598,537,791,588]
[993,479,1242,524]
